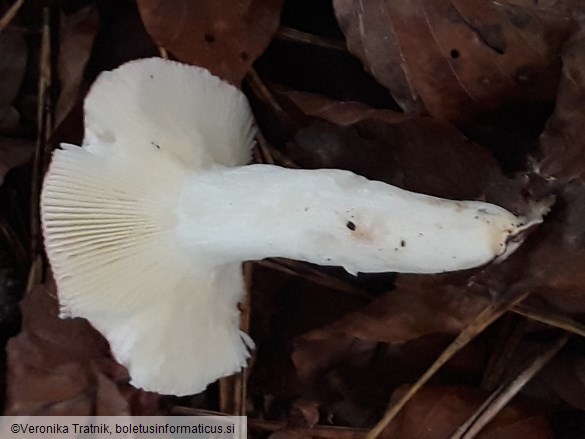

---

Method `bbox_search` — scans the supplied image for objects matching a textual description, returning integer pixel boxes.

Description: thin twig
[30,7,53,263]
[171,407,229,416]
[511,303,585,338]
[158,46,169,59]
[481,315,529,391]
[256,258,371,298]
[276,26,347,52]
[367,289,530,439]
[0,217,28,275]
[254,129,299,168]
[246,68,290,123]
[245,68,303,168]
[0,0,24,34]
[451,333,570,439]
[254,130,276,165]
[26,255,43,292]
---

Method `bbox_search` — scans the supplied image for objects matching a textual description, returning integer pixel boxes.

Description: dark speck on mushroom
[400,240,406,247]
[346,221,356,231]
[151,142,161,149]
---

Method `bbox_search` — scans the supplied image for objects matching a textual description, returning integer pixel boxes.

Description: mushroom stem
[177,164,526,275]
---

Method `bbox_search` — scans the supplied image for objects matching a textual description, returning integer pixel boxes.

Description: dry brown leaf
[286,115,506,202]
[249,265,368,401]
[0,137,34,186]
[519,181,585,312]
[289,399,320,429]
[333,0,572,122]
[529,350,585,411]
[381,385,553,439]
[55,4,100,126]
[269,431,312,439]
[0,28,26,132]
[299,276,485,345]
[290,334,489,429]
[137,0,284,84]
[95,371,131,416]
[277,89,407,126]
[540,29,585,180]
[5,282,161,415]
[271,88,550,219]
[501,0,585,23]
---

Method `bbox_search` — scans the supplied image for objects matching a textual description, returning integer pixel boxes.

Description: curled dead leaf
[55,4,100,126]
[333,0,572,122]
[540,30,585,180]
[5,282,160,415]
[298,277,485,345]
[382,385,553,439]
[521,181,585,312]
[137,0,285,84]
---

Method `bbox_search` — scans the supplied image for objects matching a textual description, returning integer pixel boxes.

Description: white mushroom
[40,58,539,396]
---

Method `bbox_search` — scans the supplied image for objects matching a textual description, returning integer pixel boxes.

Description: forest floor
[1,1,585,438]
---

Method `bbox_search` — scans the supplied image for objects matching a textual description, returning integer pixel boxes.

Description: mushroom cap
[41,58,256,395]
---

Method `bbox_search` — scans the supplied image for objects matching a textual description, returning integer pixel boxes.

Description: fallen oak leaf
[540,29,585,181]
[272,89,544,207]
[285,115,506,201]
[501,0,585,24]
[275,88,407,126]
[0,28,26,132]
[297,275,486,345]
[381,385,553,439]
[137,0,285,84]
[5,282,160,415]
[519,180,585,313]
[55,4,100,126]
[333,0,571,123]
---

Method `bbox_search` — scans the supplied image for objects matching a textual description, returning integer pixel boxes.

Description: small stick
[511,303,585,338]
[30,7,53,261]
[158,47,169,59]
[276,26,347,52]
[257,258,370,298]
[367,289,530,439]
[245,68,290,123]
[0,0,24,34]
[451,333,569,439]
[481,315,528,391]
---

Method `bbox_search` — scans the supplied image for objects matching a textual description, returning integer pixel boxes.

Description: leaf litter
[1,0,585,438]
